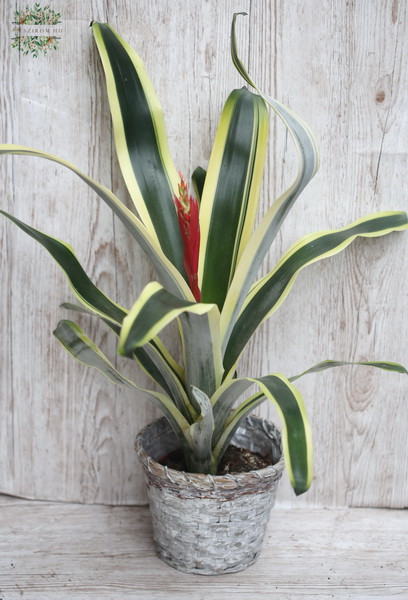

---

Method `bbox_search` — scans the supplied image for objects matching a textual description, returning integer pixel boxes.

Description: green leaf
[220,12,319,349]
[191,166,206,202]
[210,377,255,444]
[61,302,122,336]
[0,145,192,301]
[53,320,192,452]
[187,386,217,473]
[213,373,313,496]
[137,340,193,421]
[290,359,408,381]
[61,301,192,419]
[0,210,126,325]
[118,281,212,352]
[92,23,185,276]
[178,307,224,401]
[224,211,408,377]
[198,87,269,310]
[118,282,224,400]
[0,210,193,416]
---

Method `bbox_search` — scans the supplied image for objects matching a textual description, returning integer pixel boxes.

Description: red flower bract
[174,172,201,302]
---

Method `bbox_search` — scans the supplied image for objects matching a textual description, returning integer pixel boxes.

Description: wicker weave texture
[135,415,284,575]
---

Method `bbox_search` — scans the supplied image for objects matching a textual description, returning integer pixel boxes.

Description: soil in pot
[159,444,274,474]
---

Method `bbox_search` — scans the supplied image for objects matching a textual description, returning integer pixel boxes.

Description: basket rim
[135,415,285,491]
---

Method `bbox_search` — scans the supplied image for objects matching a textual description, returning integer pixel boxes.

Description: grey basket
[135,415,285,575]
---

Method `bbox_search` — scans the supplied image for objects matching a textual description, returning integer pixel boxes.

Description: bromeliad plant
[1,14,407,495]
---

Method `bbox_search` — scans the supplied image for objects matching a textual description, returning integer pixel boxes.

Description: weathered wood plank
[0,496,407,598]
[0,0,407,506]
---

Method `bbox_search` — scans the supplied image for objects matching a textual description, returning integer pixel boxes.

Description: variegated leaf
[223,211,408,377]
[198,87,269,310]
[213,373,313,496]
[0,145,192,301]
[92,23,185,275]
[220,13,320,349]
[53,320,193,453]
[118,282,224,401]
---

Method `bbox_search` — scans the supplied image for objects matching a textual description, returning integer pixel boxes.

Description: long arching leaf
[0,145,192,301]
[220,13,320,348]
[0,210,126,325]
[290,359,408,381]
[224,211,408,377]
[1,210,190,414]
[61,301,191,419]
[92,23,185,276]
[53,320,193,453]
[213,373,313,496]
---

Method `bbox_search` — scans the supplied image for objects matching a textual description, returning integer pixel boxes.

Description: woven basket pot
[135,414,285,575]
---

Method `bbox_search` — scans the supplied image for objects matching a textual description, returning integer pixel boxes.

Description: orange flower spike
[174,172,201,302]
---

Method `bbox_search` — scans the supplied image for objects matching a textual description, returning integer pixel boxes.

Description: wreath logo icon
[12,3,62,57]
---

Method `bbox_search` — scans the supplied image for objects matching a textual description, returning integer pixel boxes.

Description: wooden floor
[0,495,406,599]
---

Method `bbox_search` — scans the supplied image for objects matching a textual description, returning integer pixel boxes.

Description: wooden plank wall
[0,0,407,507]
